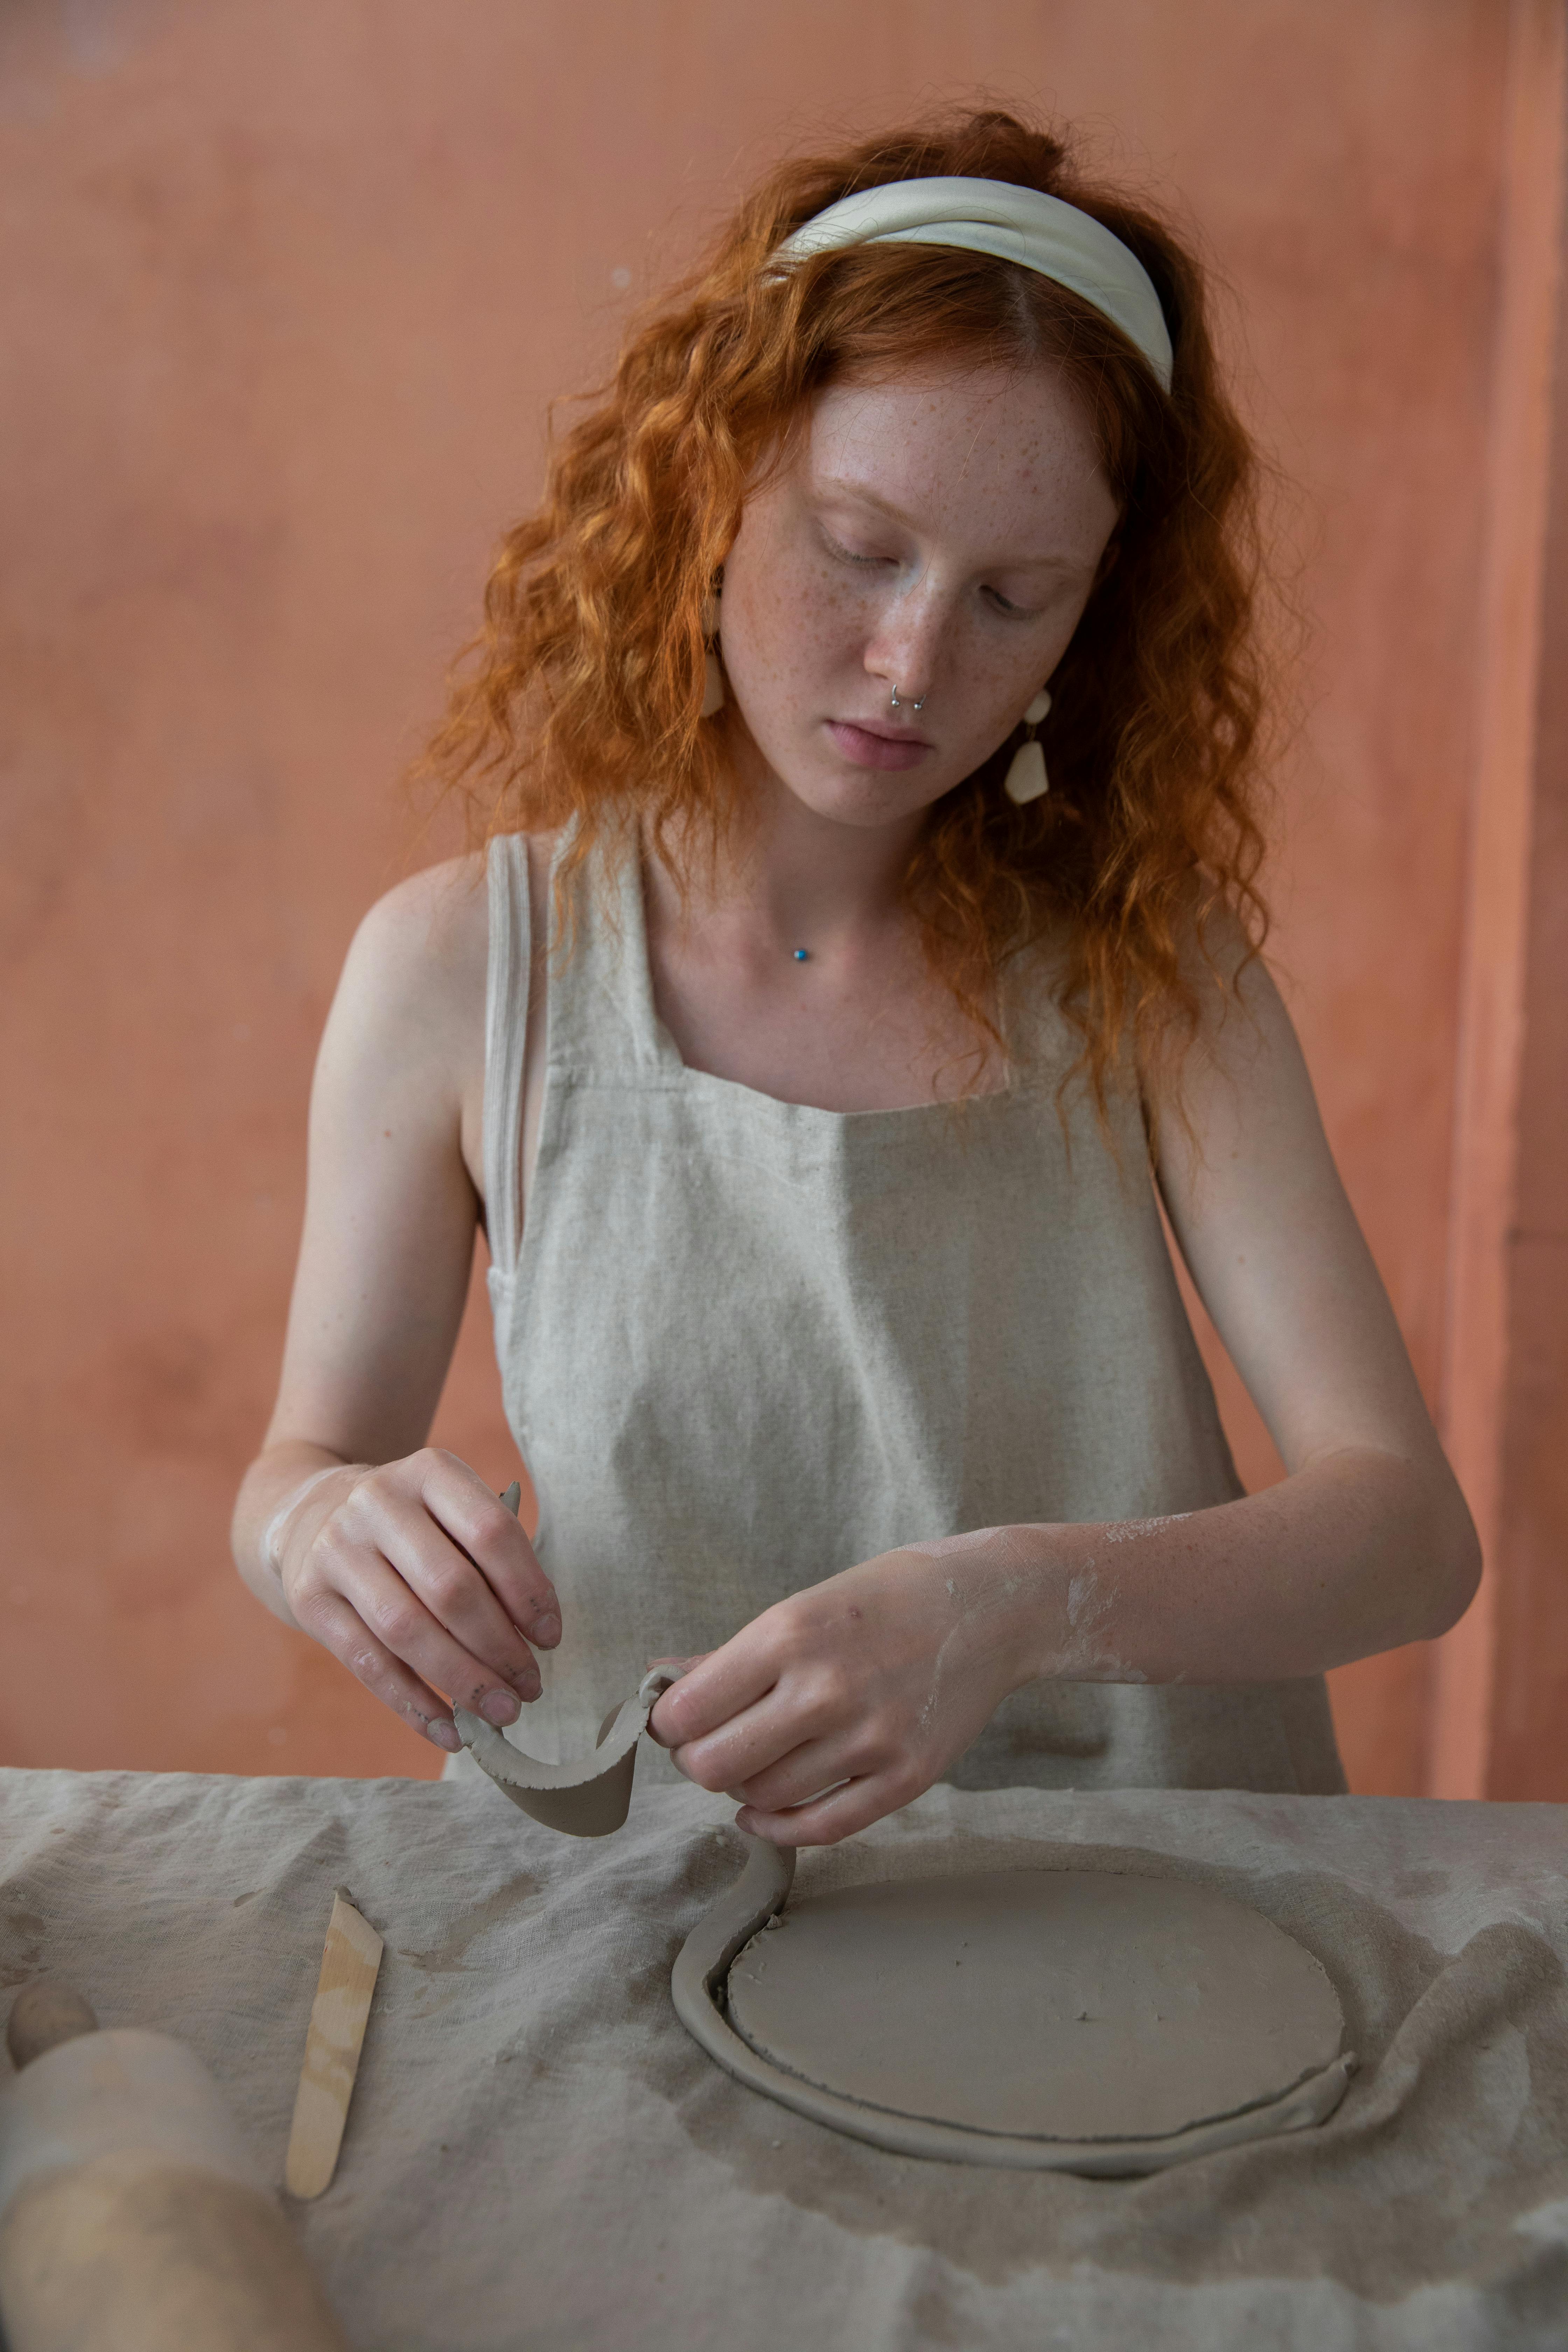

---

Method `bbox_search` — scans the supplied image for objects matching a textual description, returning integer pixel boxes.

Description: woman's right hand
[273,1448,561,1753]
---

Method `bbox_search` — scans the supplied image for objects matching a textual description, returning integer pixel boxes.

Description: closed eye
[821,527,894,569]
[984,587,1037,618]
[823,523,1045,617]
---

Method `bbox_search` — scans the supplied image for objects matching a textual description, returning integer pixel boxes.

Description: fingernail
[426,1719,461,1753]
[532,1610,561,1648]
[481,1689,521,1727]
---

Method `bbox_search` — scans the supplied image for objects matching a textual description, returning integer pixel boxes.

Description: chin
[769,755,944,832]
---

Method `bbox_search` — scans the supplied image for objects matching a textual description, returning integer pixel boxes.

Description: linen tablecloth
[1,1763,1565,2349]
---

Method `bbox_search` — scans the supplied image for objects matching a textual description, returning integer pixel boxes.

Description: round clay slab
[725,1869,1344,2143]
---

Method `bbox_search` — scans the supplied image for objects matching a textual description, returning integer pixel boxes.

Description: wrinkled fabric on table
[0,1763,1565,2352]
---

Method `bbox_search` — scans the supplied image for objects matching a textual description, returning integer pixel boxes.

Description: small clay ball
[7,1980,99,2070]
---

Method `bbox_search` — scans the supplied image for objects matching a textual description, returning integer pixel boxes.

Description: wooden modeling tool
[284,1889,384,2200]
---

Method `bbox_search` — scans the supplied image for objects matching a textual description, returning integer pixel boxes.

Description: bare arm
[1124,936,1478,1672]
[653,932,1479,1840]
[231,854,560,1753]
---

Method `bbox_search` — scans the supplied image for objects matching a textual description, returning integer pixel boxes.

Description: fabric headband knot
[772,175,1174,394]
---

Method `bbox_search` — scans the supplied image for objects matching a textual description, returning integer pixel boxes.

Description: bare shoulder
[1158,897,1304,1088]
[317,838,559,1147]
[346,832,558,972]
[314,853,491,1130]
[1148,896,1325,1185]
[346,852,489,1005]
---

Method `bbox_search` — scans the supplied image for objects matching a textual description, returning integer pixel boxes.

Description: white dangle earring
[700,589,726,718]
[1004,689,1052,804]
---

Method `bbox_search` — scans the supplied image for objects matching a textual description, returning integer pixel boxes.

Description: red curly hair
[425,107,1274,1108]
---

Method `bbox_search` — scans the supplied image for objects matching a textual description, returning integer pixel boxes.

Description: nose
[863,580,951,714]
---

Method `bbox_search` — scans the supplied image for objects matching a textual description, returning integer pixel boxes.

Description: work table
[1,1765,1564,2350]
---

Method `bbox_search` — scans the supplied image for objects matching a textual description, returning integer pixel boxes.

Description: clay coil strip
[451,1484,684,1836]
[671,1846,1356,2177]
[453,1666,679,1838]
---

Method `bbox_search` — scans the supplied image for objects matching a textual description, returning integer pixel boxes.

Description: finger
[648,1622,786,1748]
[369,1494,546,1695]
[301,1590,464,1754]
[664,1669,848,1792]
[418,1455,561,1645]
[643,1655,711,1746]
[735,1770,911,1849]
[331,1546,537,1726]
[729,1732,872,1816]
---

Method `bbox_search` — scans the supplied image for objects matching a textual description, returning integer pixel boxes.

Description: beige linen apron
[477,832,1345,1795]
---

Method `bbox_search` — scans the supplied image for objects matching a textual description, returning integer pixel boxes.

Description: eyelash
[821,530,1036,620]
[822,529,886,570]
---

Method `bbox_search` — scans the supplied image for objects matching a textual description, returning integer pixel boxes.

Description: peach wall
[1477,18,1568,1802]
[0,0,1556,1789]
[1429,0,1567,1798]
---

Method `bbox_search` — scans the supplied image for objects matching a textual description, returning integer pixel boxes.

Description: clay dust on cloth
[2,1766,1566,2349]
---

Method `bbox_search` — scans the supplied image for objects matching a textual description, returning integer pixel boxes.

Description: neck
[671,739,928,954]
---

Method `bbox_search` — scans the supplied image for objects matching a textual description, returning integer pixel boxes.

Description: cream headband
[772,175,1174,394]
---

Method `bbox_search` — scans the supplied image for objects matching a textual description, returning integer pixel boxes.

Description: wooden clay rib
[284,1892,384,2201]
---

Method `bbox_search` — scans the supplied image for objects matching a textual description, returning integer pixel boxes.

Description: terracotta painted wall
[1480,44,1568,1802]
[0,0,1557,1791]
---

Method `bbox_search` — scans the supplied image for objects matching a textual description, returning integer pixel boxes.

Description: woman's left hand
[646,1541,1037,1846]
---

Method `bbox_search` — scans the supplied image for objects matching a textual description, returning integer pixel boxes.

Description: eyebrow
[816,476,921,530]
[813,476,1085,570]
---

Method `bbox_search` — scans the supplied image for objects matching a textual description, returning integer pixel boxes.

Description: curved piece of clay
[671,1837,798,2033]
[673,1861,1356,2175]
[453,1666,679,1838]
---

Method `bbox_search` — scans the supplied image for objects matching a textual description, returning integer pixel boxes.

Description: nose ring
[890,685,926,713]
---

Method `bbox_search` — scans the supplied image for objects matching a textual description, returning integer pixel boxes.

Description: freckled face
[714,363,1120,829]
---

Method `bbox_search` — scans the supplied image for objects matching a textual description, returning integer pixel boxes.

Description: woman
[232,110,1479,1845]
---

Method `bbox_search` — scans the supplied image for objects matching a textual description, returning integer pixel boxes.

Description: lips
[826,719,932,774]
